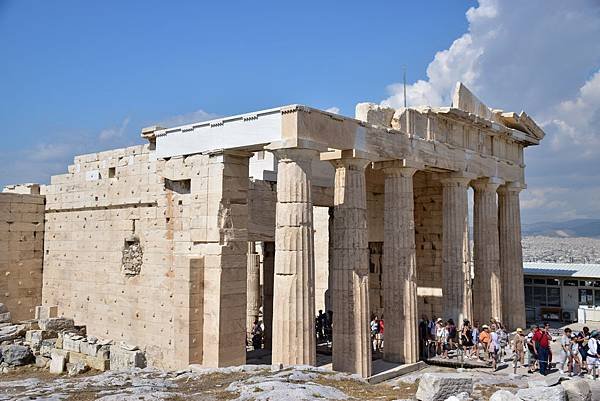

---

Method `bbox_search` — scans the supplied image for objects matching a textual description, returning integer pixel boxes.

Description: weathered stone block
[109,344,146,370]
[560,379,592,401]
[69,351,110,371]
[355,102,395,127]
[35,355,50,368]
[415,373,473,401]
[63,334,83,353]
[0,344,34,366]
[67,361,89,376]
[49,349,69,374]
[0,311,11,323]
[25,329,58,348]
[40,338,57,357]
[35,305,58,320]
[38,317,74,332]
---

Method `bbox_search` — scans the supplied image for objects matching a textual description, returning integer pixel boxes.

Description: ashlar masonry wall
[0,190,45,321]
[41,144,251,369]
[413,171,444,320]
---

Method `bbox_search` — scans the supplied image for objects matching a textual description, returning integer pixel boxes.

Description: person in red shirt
[533,325,551,375]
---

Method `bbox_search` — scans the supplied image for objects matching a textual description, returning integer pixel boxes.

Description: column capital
[471,177,504,192]
[439,172,477,187]
[322,149,371,171]
[498,181,526,194]
[372,159,423,177]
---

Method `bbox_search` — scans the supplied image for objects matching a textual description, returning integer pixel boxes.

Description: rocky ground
[2,361,600,401]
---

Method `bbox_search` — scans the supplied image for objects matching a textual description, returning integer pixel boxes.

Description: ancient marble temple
[0,83,544,377]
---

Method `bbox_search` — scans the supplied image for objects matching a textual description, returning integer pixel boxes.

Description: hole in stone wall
[122,236,143,277]
[108,167,116,178]
[164,178,191,194]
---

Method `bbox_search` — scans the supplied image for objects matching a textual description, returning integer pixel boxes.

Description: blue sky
[1,0,599,223]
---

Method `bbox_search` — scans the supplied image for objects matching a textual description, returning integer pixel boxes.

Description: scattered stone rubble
[0,303,147,376]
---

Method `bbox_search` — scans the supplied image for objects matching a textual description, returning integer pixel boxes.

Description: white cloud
[158,109,219,127]
[98,117,130,141]
[380,0,600,223]
[325,107,340,114]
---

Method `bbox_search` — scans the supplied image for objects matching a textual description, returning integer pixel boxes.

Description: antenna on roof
[403,65,407,108]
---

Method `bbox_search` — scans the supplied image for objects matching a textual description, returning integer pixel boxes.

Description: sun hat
[436,318,443,323]
[482,324,489,329]
[516,328,523,333]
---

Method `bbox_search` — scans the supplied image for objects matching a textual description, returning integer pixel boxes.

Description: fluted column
[271,148,317,366]
[246,242,261,340]
[472,178,503,324]
[380,163,418,364]
[498,183,525,330]
[441,176,472,326]
[331,158,371,377]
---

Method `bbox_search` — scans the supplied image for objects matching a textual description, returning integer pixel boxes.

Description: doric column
[271,148,317,366]
[262,241,275,349]
[331,157,371,377]
[440,176,472,326]
[246,242,261,340]
[378,161,418,364]
[472,178,503,324]
[498,183,526,330]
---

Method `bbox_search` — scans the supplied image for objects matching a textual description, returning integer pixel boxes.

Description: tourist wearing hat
[512,328,525,368]
[479,325,491,362]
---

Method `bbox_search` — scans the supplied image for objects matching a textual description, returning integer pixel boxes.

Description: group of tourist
[514,324,600,378]
[418,316,512,371]
[418,315,600,378]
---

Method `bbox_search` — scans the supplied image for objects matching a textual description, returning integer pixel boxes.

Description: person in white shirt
[587,330,600,379]
[489,324,500,371]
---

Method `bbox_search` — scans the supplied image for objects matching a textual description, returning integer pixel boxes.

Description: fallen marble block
[38,317,74,332]
[0,344,34,366]
[561,379,592,401]
[110,344,146,370]
[415,373,473,401]
[49,349,69,374]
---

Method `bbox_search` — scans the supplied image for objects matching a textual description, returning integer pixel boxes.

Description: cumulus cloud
[98,117,130,141]
[325,107,340,114]
[381,0,600,223]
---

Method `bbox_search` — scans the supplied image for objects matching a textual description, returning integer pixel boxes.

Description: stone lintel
[265,138,328,152]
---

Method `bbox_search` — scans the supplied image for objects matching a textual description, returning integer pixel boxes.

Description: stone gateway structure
[1,83,544,376]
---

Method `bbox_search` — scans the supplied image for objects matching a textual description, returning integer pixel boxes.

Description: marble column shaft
[332,158,371,378]
[441,177,472,325]
[498,185,526,330]
[382,165,418,364]
[246,242,261,337]
[472,179,502,324]
[271,148,317,366]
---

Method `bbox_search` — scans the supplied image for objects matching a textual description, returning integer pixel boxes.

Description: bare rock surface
[560,378,592,401]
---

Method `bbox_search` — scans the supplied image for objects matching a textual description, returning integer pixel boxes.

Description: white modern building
[524,262,600,323]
